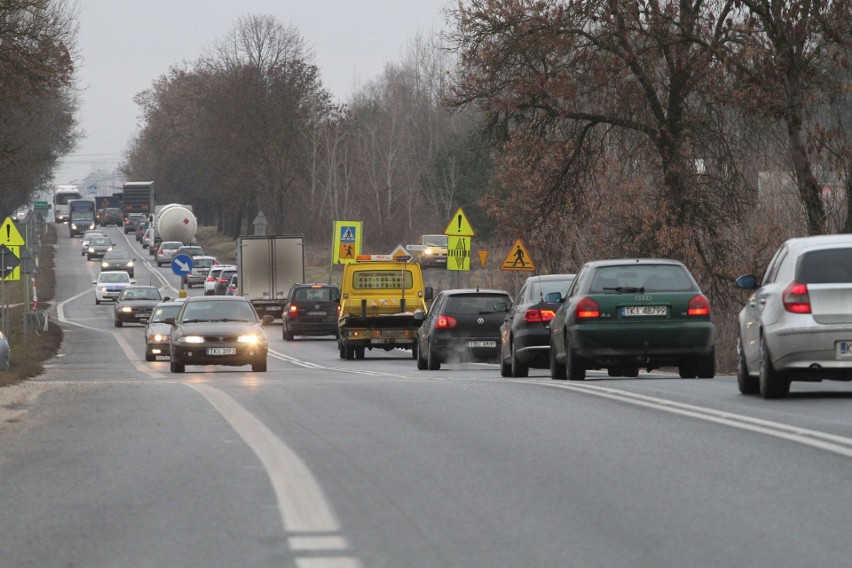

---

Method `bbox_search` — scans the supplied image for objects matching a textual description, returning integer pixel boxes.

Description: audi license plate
[622,306,667,317]
[207,347,236,356]
[468,341,496,348]
[836,341,852,359]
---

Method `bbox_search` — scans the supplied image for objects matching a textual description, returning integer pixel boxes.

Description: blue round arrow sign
[171,254,193,275]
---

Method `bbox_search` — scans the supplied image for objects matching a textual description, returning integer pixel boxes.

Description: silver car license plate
[207,347,236,356]
[836,341,852,359]
[467,341,496,348]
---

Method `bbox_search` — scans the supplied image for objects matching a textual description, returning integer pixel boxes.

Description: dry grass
[0,223,63,386]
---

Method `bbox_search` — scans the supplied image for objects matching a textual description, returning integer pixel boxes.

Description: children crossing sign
[332,220,363,264]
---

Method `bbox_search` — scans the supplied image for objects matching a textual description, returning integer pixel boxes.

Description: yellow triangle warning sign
[500,239,535,272]
[444,207,475,237]
[0,217,25,247]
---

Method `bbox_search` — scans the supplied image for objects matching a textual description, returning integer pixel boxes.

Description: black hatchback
[416,289,512,370]
[282,283,341,340]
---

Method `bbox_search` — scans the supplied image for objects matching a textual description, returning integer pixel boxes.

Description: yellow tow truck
[338,255,433,360]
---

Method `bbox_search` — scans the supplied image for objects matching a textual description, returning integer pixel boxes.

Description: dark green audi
[549,259,715,380]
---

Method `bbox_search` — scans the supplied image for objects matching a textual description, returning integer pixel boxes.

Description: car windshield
[589,265,696,293]
[91,238,111,245]
[180,300,257,323]
[104,251,130,260]
[121,288,161,301]
[100,273,129,283]
[150,305,181,322]
[445,294,510,314]
[423,235,447,247]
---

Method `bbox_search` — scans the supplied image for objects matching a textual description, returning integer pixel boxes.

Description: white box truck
[237,235,305,318]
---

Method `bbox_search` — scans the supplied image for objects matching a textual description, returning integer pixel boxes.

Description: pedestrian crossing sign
[500,239,535,272]
[332,220,362,264]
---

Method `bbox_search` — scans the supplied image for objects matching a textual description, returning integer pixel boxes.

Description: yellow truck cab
[338,255,432,360]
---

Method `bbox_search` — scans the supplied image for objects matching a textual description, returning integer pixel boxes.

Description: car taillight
[576,297,600,319]
[288,305,298,318]
[435,315,458,329]
[158,249,164,255]
[524,309,556,323]
[218,277,228,283]
[782,281,811,314]
[207,276,214,282]
[688,294,711,316]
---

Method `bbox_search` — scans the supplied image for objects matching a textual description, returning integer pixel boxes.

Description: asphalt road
[1,225,851,567]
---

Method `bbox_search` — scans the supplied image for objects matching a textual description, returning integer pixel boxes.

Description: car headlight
[179,336,204,344]
[107,247,113,251]
[98,286,108,291]
[71,224,77,230]
[120,307,132,313]
[148,334,168,343]
[101,262,108,268]
[126,261,134,267]
[424,248,434,255]
[237,335,260,344]
[88,247,94,252]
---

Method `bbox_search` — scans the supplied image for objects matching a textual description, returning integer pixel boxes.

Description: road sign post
[171,254,193,298]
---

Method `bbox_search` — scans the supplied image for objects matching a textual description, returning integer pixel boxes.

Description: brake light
[688,294,711,316]
[435,315,458,329]
[782,281,811,314]
[218,277,228,283]
[206,276,214,282]
[576,297,600,318]
[524,309,556,323]
[288,305,298,318]
[158,249,164,255]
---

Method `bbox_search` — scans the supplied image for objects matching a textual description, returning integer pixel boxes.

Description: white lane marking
[56,287,165,378]
[531,380,852,458]
[185,383,362,568]
[268,350,852,459]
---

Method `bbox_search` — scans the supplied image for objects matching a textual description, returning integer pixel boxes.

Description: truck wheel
[355,347,365,360]
[338,341,345,359]
[344,343,355,360]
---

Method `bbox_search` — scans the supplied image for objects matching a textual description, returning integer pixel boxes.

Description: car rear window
[796,248,852,283]
[293,287,339,302]
[445,294,510,314]
[530,278,574,299]
[589,265,696,293]
[195,258,214,269]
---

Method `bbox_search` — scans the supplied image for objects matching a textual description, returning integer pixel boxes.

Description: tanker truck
[146,204,197,256]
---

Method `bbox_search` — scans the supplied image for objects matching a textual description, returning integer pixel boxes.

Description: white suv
[736,234,852,398]
[204,265,236,295]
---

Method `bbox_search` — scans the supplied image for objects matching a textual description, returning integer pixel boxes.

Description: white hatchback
[155,241,183,267]
[94,271,135,304]
[204,265,236,295]
[736,234,852,398]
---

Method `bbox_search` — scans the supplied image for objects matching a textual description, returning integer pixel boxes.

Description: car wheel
[695,349,716,379]
[500,354,511,377]
[416,344,428,370]
[678,363,696,379]
[510,339,529,378]
[114,319,122,328]
[283,322,294,341]
[549,336,567,380]
[565,338,585,381]
[737,337,759,394]
[252,359,267,372]
[95,299,101,305]
[759,337,790,399]
[427,345,441,370]
[86,255,92,261]
[170,357,185,373]
[145,350,155,362]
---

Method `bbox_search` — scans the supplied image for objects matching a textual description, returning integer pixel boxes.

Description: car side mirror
[163,296,171,302]
[91,280,97,285]
[735,274,758,290]
[261,315,274,326]
[424,287,434,302]
[413,309,426,321]
[131,279,137,284]
[163,317,176,326]
[545,292,563,303]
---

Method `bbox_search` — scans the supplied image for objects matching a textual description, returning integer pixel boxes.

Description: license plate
[836,341,852,359]
[622,306,667,317]
[381,330,406,337]
[468,341,496,348]
[308,311,327,316]
[265,307,278,311]
[207,347,236,356]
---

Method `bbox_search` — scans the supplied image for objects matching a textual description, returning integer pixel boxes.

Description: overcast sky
[55,0,451,187]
